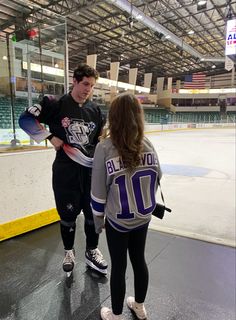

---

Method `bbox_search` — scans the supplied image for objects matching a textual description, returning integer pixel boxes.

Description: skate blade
[65,271,74,288]
[87,264,107,276]
[66,271,73,277]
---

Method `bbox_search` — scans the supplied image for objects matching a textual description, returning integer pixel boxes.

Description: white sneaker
[100,307,123,320]
[63,249,75,272]
[127,296,147,320]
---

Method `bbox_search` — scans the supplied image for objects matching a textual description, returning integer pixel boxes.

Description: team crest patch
[61,117,71,127]
[63,118,96,146]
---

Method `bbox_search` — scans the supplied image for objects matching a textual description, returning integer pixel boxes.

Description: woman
[91,93,162,320]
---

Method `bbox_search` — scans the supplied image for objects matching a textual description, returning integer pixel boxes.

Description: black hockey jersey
[19,94,105,167]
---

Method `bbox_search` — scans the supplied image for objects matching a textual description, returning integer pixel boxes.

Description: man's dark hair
[73,64,99,83]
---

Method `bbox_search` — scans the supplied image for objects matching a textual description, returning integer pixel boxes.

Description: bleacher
[1,96,236,129]
[99,104,170,124]
[0,97,38,129]
[173,111,221,123]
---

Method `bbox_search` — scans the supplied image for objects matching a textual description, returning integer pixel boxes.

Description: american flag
[183,73,206,89]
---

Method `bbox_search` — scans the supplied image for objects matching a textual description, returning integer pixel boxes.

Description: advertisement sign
[225,19,236,56]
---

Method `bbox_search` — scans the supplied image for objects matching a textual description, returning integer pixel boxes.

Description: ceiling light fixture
[198,0,207,5]
[197,0,207,11]
[154,31,165,41]
[128,16,134,28]
[109,0,224,63]
[136,14,143,20]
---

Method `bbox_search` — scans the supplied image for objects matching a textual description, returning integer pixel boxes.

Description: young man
[19,64,108,275]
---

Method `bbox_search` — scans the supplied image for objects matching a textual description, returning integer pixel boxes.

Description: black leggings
[105,220,149,315]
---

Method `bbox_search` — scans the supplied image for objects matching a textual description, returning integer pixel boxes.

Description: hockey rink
[147,127,235,247]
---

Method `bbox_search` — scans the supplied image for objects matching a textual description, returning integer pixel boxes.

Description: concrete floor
[0,127,235,320]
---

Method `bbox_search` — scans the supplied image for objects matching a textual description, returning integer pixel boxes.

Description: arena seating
[0,97,38,129]
[0,97,235,129]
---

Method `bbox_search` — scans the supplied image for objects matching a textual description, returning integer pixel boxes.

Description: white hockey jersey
[91,136,162,232]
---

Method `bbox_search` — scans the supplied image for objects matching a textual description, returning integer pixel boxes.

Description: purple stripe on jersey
[91,198,105,213]
[107,217,149,232]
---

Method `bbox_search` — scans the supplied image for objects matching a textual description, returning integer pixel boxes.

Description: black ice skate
[85,248,108,275]
[63,249,75,277]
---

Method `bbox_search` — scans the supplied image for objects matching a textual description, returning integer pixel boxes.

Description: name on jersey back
[106,152,158,176]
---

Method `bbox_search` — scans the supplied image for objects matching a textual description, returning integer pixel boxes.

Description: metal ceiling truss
[0,0,235,86]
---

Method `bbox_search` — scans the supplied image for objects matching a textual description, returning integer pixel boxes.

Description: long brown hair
[106,93,144,169]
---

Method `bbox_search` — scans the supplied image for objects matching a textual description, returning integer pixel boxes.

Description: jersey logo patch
[62,117,96,146]
[61,117,71,127]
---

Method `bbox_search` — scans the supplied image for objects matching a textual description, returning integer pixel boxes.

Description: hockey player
[19,64,108,276]
[91,93,162,320]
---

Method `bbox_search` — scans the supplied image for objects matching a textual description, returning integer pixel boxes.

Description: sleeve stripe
[91,198,105,213]
[91,193,106,204]
[92,210,104,217]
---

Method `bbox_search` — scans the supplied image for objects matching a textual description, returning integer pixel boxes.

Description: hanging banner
[225,56,234,71]
[225,19,236,56]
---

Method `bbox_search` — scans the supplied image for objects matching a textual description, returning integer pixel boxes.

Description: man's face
[72,76,96,103]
